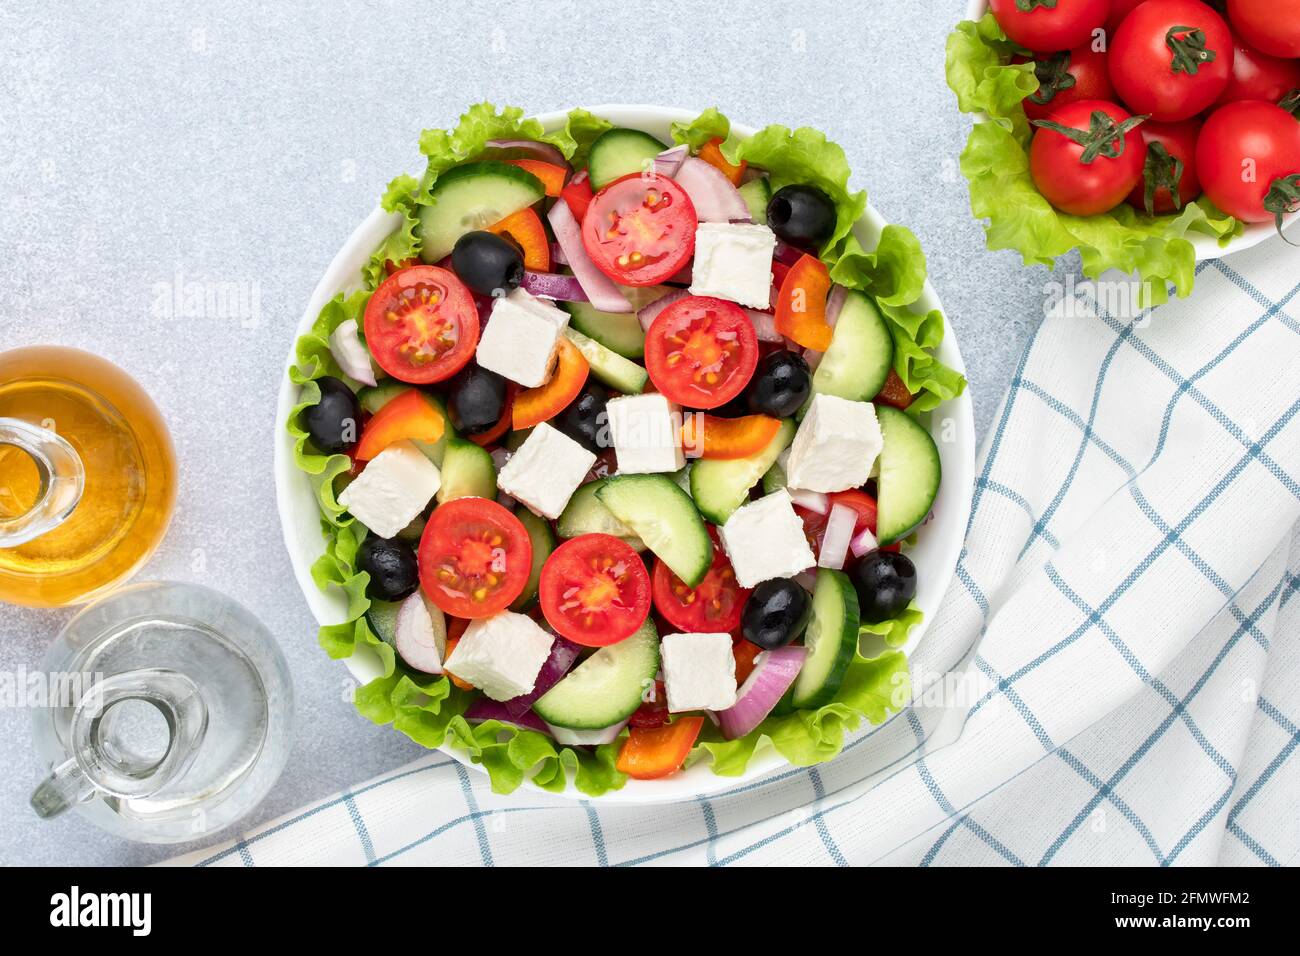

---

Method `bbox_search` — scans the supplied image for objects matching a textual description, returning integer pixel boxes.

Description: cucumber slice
[761,458,787,494]
[436,438,496,504]
[812,291,894,402]
[875,405,941,545]
[510,507,555,611]
[564,328,648,394]
[357,382,408,414]
[533,619,660,729]
[563,300,646,359]
[417,161,545,263]
[690,419,796,524]
[596,475,712,586]
[555,479,645,550]
[790,569,859,709]
[395,512,427,543]
[737,178,772,224]
[365,599,401,644]
[587,128,667,189]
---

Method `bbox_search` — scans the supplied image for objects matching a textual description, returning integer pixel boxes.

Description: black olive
[746,351,811,418]
[849,550,917,624]
[357,535,419,602]
[451,231,524,297]
[766,185,836,249]
[303,376,361,454]
[553,381,609,454]
[447,363,507,434]
[741,578,812,650]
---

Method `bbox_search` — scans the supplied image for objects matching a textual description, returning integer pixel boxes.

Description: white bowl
[274,105,976,803]
[963,0,1298,258]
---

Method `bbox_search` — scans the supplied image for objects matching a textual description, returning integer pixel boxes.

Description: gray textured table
[0,0,1070,865]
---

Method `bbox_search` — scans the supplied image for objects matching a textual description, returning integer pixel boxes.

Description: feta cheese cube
[786,394,883,493]
[688,222,777,309]
[497,422,596,519]
[337,440,440,539]
[443,611,555,701]
[607,393,685,474]
[660,632,737,712]
[719,489,816,588]
[476,288,571,387]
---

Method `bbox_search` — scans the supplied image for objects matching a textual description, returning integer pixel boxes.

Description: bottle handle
[0,416,85,548]
[29,669,208,821]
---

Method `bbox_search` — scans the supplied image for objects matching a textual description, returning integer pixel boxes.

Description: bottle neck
[0,417,85,548]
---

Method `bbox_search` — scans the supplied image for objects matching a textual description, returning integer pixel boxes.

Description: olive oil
[0,347,176,606]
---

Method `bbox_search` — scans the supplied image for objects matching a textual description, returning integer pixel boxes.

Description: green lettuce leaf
[947,16,1243,306]
[446,717,627,797]
[695,649,912,776]
[859,601,925,649]
[670,106,735,152]
[363,174,421,289]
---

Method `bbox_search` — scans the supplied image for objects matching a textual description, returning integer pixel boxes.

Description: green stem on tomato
[1139,142,1185,217]
[1280,90,1300,119]
[1165,25,1217,76]
[1015,0,1059,10]
[1263,175,1300,244]
[1032,110,1149,165]
[1029,51,1078,107]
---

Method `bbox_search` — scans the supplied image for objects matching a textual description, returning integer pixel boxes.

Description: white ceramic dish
[274,105,976,803]
[963,0,1298,257]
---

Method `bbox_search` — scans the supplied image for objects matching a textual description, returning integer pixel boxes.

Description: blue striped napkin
[170,238,1300,867]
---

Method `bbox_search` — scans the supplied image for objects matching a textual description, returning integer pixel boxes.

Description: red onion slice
[521,270,589,302]
[546,199,634,313]
[328,319,377,387]
[849,525,879,558]
[545,720,628,746]
[825,284,848,330]
[742,308,782,343]
[502,636,583,718]
[484,139,568,167]
[393,593,447,674]
[673,156,752,222]
[464,699,551,735]
[636,287,691,332]
[818,503,857,570]
[549,242,569,266]
[654,144,689,178]
[715,646,807,740]
[773,240,806,266]
[789,489,829,514]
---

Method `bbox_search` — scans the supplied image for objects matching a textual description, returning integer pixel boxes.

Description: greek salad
[288,104,965,795]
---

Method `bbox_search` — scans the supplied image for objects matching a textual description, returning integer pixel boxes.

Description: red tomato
[419,497,532,619]
[795,490,878,554]
[1108,0,1234,121]
[1196,100,1300,225]
[539,534,651,646]
[1105,0,1144,32]
[651,527,751,633]
[989,0,1110,52]
[1215,39,1300,107]
[363,265,479,384]
[628,680,669,728]
[1227,0,1300,59]
[1020,46,1116,123]
[1125,119,1202,215]
[644,296,759,409]
[580,172,697,287]
[1030,100,1148,215]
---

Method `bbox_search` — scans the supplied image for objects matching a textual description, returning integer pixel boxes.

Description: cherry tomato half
[364,265,479,384]
[1029,99,1148,216]
[652,527,751,633]
[581,172,697,287]
[1019,46,1116,124]
[1125,119,1202,216]
[419,497,532,618]
[989,0,1109,53]
[645,295,759,409]
[1196,101,1300,225]
[1108,0,1234,122]
[539,533,651,647]
[795,490,878,555]
[1227,0,1300,59]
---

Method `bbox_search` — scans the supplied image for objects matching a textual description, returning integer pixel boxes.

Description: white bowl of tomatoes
[274,104,976,803]
[965,0,1300,259]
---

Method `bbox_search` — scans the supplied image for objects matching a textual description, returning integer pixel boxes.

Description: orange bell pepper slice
[698,137,746,186]
[615,716,705,779]
[503,159,567,197]
[354,389,445,461]
[874,368,914,410]
[776,253,833,352]
[487,207,551,272]
[733,638,763,684]
[441,627,475,691]
[680,413,782,460]
[511,336,589,429]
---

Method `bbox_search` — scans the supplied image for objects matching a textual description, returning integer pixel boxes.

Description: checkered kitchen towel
[171,238,1300,867]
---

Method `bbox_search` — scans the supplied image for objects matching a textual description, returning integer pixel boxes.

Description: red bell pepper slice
[775,254,833,351]
[503,159,567,197]
[560,172,594,224]
[698,137,746,186]
[511,337,589,429]
[354,389,445,461]
[628,680,669,729]
[733,638,763,685]
[874,368,914,410]
[680,413,782,460]
[487,207,551,272]
[615,716,705,779]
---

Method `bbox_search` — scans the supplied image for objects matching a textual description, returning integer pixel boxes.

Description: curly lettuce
[362,174,422,290]
[946,14,1242,306]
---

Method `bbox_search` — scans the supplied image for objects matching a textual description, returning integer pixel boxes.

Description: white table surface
[0,0,1069,865]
